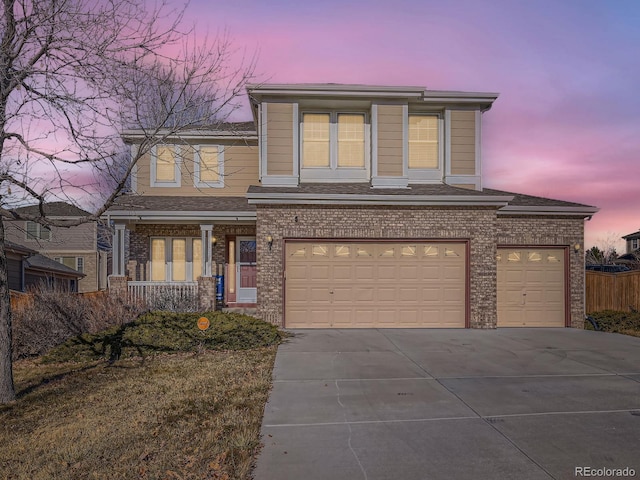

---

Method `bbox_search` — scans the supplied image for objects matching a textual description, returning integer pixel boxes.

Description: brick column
[108,275,128,299]
[198,276,216,312]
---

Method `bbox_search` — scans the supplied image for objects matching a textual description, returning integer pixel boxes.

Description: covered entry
[497,247,567,327]
[284,241,467,328]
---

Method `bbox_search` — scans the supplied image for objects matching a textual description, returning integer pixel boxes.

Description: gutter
[246,193,514,207]
[498,205,600,218]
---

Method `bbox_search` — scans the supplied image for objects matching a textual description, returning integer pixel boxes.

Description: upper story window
[408,115,439,169]
[301,113,368,181]
[151,145,181,187]
[26,221,50,241]
[631,238,639,251]
[194,145,224,188]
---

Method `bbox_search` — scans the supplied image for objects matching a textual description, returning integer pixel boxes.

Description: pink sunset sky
[184,0,640,251]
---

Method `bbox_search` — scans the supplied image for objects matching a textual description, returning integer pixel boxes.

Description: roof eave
[498,206,599,217]
[102,210,257,222]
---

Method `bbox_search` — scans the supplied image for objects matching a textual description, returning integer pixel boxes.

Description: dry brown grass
[0,347,277,480]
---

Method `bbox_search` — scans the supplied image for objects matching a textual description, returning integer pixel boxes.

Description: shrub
[12,284,144,360]
[585,310,640,337]
[44,311,284,363]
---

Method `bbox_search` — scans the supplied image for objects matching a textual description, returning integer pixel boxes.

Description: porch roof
[103,195,256,222]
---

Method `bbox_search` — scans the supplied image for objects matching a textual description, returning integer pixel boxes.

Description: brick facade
[256,205,499,328]
[255,205,586,329]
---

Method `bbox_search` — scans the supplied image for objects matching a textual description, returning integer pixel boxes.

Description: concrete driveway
[254,329,640,480]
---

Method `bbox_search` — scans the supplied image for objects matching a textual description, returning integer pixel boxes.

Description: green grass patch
[44,311,283,363]
[585,310,640,338]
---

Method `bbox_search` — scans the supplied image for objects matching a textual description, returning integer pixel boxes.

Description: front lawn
[0,312,283,480]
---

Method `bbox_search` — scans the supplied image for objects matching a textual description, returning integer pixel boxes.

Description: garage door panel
[309,287,330,302]
[354,265,375,280]
[309,265,330,278]
[285,241,467,328]
[398,287,419,302]
[444,287,465,302]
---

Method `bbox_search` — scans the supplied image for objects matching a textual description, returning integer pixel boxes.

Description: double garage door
[284,241,567,328]
[285,241,467,328]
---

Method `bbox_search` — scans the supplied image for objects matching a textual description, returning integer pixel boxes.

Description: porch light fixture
[574,243,581,253]
[211,236,217,247]
[266,234,273,251]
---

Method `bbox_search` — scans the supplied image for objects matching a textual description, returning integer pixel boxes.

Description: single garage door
[285,241,466,328]
[497,248,566,327]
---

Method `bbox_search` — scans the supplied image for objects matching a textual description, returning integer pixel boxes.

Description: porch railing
[128,281,199,312]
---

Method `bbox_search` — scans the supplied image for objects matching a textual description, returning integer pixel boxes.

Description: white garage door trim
[497,246,569,328]
[283,239,469,328]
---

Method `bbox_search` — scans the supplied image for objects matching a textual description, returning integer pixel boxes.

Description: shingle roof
[5,241,37,255]
[107,195,254,212]
[622,230,640,240]
[12,202,91,217]
[482,188,596,209]
[24,254,85,277]
[246,183,498,196]
[246,184,595,208]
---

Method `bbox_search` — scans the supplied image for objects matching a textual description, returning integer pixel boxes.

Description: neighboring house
[105,83,598,329]
[4,202,108,293]
[6,240,85,292]
[617,230,640,267]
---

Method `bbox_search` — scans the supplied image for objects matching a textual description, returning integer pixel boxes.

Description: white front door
[237,237,257,303]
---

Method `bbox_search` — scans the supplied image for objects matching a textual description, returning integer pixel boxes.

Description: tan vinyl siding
[451,184,476,190]
[47,251,100,292]
[266,103,294,175]
[450,110,476,175]
[135,143,258,196]
[376,105,403,177]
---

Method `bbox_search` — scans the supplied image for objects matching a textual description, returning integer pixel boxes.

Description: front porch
[105,196,258,312]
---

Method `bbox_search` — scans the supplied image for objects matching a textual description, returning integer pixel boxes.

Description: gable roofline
[10,201,91,218]
[622,230,640,240]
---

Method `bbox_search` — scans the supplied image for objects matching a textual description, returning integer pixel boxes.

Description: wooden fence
[586,270,640,313]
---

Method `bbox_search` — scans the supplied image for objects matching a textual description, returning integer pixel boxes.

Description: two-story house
[105,83,598,329]
[4,202,108,293]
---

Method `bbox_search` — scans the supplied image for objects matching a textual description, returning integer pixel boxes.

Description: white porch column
[112,223,126,276]
[200,224,213,277]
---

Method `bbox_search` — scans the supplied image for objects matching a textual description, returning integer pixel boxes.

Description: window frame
[300,111,370,181]
[54,256,84,273]
[194,144,224,188]
[25,221,51,241]
[149,237,204,282]
[150,144,182,188]
[406,112,444,183]
[631,238,640,250]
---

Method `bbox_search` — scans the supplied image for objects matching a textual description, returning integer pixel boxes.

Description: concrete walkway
[254,329,640,480]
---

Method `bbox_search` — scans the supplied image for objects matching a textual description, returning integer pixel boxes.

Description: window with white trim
[150,237,205,282]
[408,115,439,169]
[53,256,84,273]
[194,145,224,188]
[300,112,368,179]
[151,145,181,187]
[25,221,51,241]
[631,238,639,250]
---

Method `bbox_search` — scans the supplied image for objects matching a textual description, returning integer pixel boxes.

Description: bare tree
[0,0,255,403]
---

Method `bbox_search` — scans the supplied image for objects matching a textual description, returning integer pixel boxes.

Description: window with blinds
[155,146,176,182]
[195,145,223,187]
[408,115,439,169]
[302,113,366,169]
